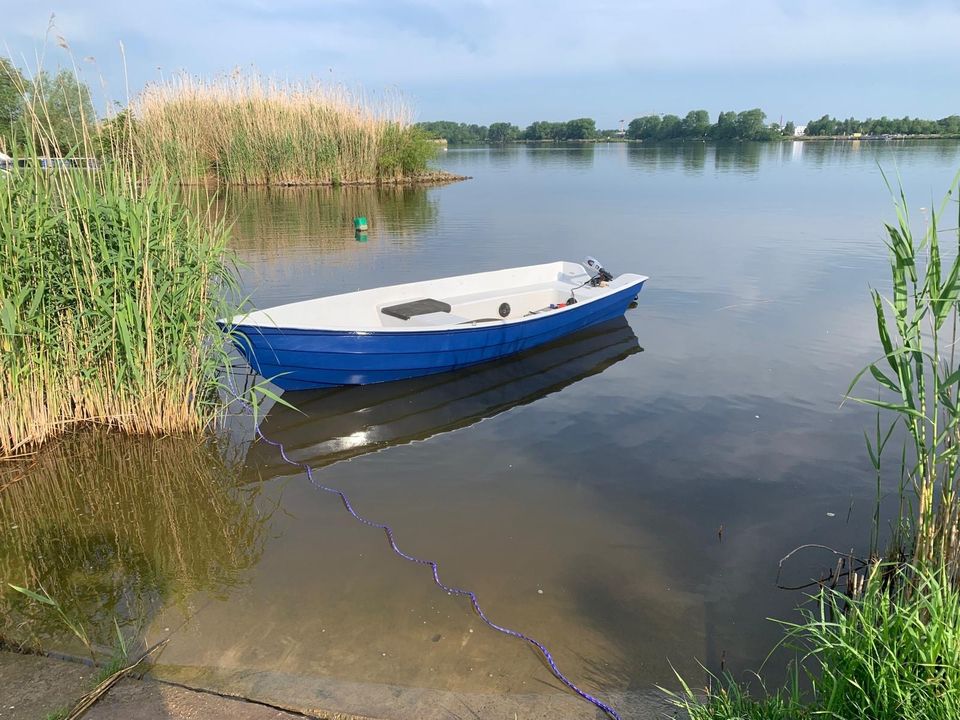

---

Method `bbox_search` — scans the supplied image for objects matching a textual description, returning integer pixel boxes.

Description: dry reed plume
[133,72,436,185]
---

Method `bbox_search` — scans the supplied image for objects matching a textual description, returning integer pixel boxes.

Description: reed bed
[849,170,960,582]
[0,70,239,456]
[133,73,436,185]
[218,184,438,249]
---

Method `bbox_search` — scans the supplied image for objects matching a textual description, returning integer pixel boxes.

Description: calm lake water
[3,140,960,719]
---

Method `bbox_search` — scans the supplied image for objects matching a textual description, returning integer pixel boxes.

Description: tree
[488,122,519,142]
[415,121,490,144]
[657,114,682,140]
[805,115,837,136]
[0,58,25,153]
[939,115,960,135]
[734,108,768,140]
[29,69,96,153]
[680,109,710,139]
[709,111,738,140]
[626,115,661,140]
[523,120,550,140]
[783,121,796,136]
[563,117,596,140]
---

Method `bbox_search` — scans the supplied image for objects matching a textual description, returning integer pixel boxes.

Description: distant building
[793,125,807,137]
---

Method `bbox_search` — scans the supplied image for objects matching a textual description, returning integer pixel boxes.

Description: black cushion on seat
[381,298,452,320]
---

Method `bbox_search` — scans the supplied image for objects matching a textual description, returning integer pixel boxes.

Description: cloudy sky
[3,0,959,128]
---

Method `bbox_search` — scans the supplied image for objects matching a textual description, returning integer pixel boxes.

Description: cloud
[3,1,959,122]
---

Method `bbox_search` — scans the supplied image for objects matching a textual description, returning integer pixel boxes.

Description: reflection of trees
[713,142,763,173]
[0,432,265,649]
[527,142,596,168]
[626,142,708,173]
[626,143,660,171]
[211,185,439,251]
[791,138,960,168]
[680,142,707,173]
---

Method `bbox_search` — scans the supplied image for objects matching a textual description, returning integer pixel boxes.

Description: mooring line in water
[250,423,622,719]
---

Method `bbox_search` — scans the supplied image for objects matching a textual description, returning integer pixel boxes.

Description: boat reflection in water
[248,317,641,475]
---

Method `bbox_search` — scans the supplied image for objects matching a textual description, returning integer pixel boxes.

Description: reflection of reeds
[215,185,439,250]
[0,431,265,648]
[134,73,437,185]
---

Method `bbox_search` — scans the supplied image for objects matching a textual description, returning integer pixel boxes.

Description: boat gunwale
[228,273,649,336]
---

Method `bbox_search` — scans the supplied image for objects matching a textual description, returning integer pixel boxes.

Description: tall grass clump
[670,563,960,720]
[792,563,960,719]
[669,172,960,720]
[0,65,239,456]
[133,73,437,186]
[849,170,960,579]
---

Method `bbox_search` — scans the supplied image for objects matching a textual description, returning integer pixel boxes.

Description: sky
[2,0,959,129]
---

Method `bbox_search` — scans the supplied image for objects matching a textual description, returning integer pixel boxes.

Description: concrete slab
[85,678,331,720]
[0,651,90,720]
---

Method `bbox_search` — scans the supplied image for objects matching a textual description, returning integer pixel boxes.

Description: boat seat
[380,298,452,321]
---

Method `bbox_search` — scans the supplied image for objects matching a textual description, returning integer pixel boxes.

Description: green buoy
[353,216,368,231]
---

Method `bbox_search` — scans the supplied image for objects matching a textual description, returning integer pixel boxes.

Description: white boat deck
[230,261,647,332]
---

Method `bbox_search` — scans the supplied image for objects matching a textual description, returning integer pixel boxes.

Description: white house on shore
[793,125,807,137]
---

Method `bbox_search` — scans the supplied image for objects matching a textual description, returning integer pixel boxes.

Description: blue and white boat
[226,259,648,391]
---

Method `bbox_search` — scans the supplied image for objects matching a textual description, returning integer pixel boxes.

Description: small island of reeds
[132,73,461,186]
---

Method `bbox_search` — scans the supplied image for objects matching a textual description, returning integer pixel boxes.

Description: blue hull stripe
[232,280,644,390]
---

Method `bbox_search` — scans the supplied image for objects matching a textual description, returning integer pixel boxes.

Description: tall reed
[0,66,239,455]
[848,170,960,582]
[133,73,436,185]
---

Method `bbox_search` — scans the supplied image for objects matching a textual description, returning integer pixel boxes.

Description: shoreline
[175,171,471,188]
[435,136,960,147]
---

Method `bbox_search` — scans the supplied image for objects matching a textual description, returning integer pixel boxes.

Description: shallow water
[3,140,960,718]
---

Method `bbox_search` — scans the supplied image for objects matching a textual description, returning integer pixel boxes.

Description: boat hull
[232,278,645,390]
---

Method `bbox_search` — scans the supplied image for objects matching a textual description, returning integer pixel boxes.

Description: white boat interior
[231,261,647,332]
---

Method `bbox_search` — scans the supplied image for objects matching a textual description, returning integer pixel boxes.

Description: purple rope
[236,374,621,719]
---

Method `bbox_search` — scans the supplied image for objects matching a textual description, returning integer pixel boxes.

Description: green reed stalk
[847,170,960,581]
[0,64,241,455]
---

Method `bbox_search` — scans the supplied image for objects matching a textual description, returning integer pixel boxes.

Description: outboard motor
[583,256,614,286]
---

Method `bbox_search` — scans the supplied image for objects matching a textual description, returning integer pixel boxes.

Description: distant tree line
[416,118,598,144]
[805,114,960,137]
[0,57,96,154]
[418,109,960,145]
[626,109,789,141]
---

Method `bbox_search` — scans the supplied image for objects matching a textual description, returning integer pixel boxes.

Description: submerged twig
[776,543,870,591]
